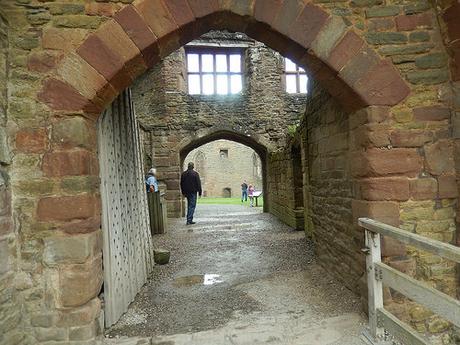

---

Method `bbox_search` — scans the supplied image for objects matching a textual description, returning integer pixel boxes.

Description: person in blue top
[146,168,159,193]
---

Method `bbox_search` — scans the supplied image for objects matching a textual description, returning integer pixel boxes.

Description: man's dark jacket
[180,169,202,196]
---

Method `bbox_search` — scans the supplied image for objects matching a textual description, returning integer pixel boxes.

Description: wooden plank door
[97,89,154,328]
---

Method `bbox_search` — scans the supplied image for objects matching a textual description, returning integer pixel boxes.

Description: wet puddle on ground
[173,274,223,287]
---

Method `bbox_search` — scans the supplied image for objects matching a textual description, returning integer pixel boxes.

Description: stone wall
[132,31,307,216]
[0,9,23,345]
[184,139,263,198]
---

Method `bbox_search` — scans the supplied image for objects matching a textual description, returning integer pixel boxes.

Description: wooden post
[365,229,384,340]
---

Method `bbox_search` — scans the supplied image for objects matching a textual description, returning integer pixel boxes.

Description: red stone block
[272,0,306,36]
[328,30,365,72]
[390,129,433,147]
[37,194,97,221]
[187,0,219,18]
[15,129,47,154]
[359,177,410,201]
[424,140,455,176]
[395,12,432,31]
[410,178,438,200]
[287,3,329,48]
[413,106,450,121]
[382,236,407,257]
[340,45,380,87]
[165,0,195,27]
[58,216,102,235]
[85,2,120,17]
[114,5,160,67]
[134,0,178,39]
[38,78,100,114]
[95,20,147,85]
[42,150,98,177]
[352,199,400,227]
[254,0,283,26]
[351,148,423,177]
[42,27,87,52]
[27,51,61,73]
[369,18,395,32]
[354,59,411,106]
[438,175,458,199]
[77,34,132,92]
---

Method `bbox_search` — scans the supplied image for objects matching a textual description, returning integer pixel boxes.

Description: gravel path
[106,204,367,344]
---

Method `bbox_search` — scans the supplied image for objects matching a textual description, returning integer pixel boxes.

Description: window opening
[186,47,243,95]
[284,57,308,94]
[219,149,229,158]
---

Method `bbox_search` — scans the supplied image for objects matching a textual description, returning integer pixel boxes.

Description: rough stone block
[424,140,455,176]
[38,78,99,114]
[57,298,101,327]
[165,0,195,27]
[328,31,364,71]
[354,59,411,106]
[390,129,433,147]
[413,106,450,121]
[85,2,121,17]
[351,148,422,177]
[42,149,97,177]
[407,68,450,85]
[381,236,407,257]
[34,327,67,342]
[366,6,400,18]
[27,50,61,73]
[57,216,101,235]
[95,20,147,82]
[187,0,219,18]
[52,116,95,150]
[310,16,347,61]
[69,322,96,341]
[0,239,10,275]
[254,0,283,26]
[134,0,178,39]
[395,12,432,31]
[438,175,458,199]
[287,3,329,49]
[365,32,407,45]
[56,53,116,109]
[43,230,102,265]
[410,178,437,200]
[37,194,97,222]
[415,52,448,69]
[114,5,160,67]
[15,128,47,154]
[58,255,103,307]
[42,27,88,52]
[359,177,410,201]
[77,34,132,92]
[352,199,400,227]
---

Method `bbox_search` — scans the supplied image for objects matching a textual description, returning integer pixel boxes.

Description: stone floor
[104,204,369,345]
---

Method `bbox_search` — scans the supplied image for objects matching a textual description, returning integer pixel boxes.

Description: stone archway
[178,128,269,212]
[9,0,457,342]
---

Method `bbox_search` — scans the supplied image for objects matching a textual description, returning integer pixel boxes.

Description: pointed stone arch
[38,0,410,117]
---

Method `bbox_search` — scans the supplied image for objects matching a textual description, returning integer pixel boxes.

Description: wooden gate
[97,89,154,327]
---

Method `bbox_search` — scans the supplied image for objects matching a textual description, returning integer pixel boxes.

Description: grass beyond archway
[198,197,264,207]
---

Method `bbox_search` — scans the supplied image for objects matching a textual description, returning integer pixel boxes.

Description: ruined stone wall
[133,32,306,216]
[184,139,263,198]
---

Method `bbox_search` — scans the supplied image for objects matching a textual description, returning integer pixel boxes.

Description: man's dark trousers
[186,193,197,224]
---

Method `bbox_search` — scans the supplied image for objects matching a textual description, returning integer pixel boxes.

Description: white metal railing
[359,218,460,345]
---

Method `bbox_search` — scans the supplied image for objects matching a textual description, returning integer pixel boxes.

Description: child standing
[248,184,255,207]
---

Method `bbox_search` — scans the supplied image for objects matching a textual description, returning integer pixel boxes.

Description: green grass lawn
[198,196,264,207]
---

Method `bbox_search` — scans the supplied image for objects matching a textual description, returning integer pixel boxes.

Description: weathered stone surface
[351,148,422,177]
[366,6,400,18]
[365,32,407,45]
[58,255,103,307]
[390,129,433,147]
[413,106,450,121]
[287,3,329,48]
[43,230,102,265]
[395,13,432,31]
[57,298,101,327]
[359,177,410,201]
[52,116,95,150]
[438,175,458,199]
[42,149,97,177]
[415,52,448,69]
[154,248,171,265]
[42,27,88,52]
[15,128,47,153]
[37,194,97,221]
[327,30,365,72]
[352,200,400,227]
[424,141,455,175]
[407,68,450,85]
[410,178,437,200]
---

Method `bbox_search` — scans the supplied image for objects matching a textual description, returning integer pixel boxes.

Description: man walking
[180,162,202,225]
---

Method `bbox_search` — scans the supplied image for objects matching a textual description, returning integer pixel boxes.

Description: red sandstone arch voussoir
[37,0,411,117]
